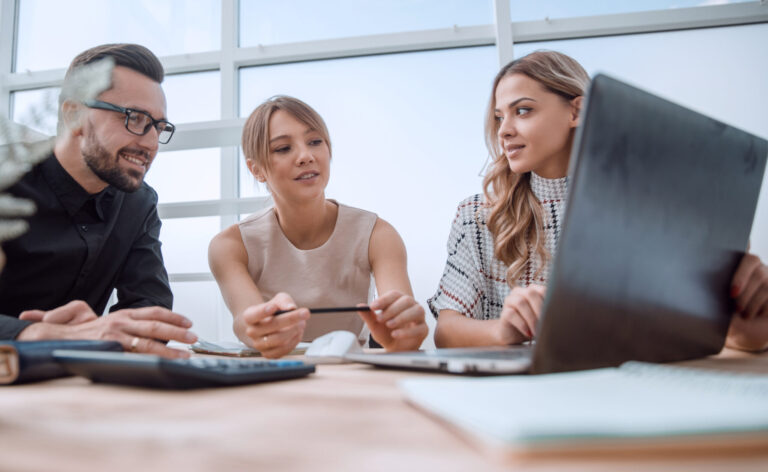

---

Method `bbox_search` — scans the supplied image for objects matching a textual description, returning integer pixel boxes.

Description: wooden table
[1,349,767,472]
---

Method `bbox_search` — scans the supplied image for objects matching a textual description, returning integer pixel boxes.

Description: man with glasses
[0,44,196,358]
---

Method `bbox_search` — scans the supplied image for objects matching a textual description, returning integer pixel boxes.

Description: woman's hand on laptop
[359,290,428,351]
[726,254,768,352]
[242,292,310,359]
[498,285,547,344]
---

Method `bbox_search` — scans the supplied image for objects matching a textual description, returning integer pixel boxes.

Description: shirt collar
[40,153,116,220]
[530,172,568,202]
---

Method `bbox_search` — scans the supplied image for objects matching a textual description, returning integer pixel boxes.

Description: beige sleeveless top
[238,201,378,341]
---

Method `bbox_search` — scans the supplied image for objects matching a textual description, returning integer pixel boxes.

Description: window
[159,216,221,274]
[164,71,221,123]
[240,0,493,46]
[170,281,234,343]
[147,71,223,204]
[513,23,768,139]
[15,0,221,72]
[146,148,221,204]
[11,87,59,136]
[508,0,756,22]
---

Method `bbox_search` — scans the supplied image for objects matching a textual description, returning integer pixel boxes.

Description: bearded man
[0,44,196,358]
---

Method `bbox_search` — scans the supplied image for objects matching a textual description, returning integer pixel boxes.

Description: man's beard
[82,127,146,193]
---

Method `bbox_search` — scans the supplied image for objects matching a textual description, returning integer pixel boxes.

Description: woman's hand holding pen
[497,285,546,345]
[358,290,428,351]
[242,292,310,359]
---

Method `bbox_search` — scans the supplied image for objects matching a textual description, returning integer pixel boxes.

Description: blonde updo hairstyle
[242,95,332,179]
[482,50,589,286]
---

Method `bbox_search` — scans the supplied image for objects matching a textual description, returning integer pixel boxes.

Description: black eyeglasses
[84,100,176,144]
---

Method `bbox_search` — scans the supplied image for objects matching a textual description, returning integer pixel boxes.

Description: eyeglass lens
[125,110,173,143]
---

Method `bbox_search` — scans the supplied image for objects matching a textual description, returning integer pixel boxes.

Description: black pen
[274,306,371,315]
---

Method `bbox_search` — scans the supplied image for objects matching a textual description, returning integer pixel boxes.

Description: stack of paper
[400,362,768,454]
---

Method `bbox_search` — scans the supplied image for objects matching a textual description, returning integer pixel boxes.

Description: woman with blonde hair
[209,96,428,358]
[430,50,768,350]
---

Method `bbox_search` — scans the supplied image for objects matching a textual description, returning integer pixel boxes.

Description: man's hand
[17,305,197,359]
[241,292,309,359]
[359,290,428,351]
[19,300,99,325]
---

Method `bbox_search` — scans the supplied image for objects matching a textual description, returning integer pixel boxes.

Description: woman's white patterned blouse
[427,173,568,320]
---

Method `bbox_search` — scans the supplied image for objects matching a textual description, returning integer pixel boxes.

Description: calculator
[52,350,315,389]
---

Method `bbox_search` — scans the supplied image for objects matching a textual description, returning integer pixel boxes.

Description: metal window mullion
[492,0,514,66]
[220,0,239,231]
[157,197,273,220]
[510,3,768,43]
[0,0,18,118]
[169,273,215,283]
[232,25,494,68]
[215,0,240,342]
[160,118,245,151]
[161,51,221,74]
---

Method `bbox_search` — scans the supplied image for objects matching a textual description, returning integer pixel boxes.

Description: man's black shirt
[0,154,172,339]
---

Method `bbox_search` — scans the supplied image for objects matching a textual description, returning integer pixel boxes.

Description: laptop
[347,74,767,375]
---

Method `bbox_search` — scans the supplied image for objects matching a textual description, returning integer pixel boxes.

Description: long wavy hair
[482,50,589,286]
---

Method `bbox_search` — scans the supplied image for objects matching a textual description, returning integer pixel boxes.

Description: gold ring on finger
[130,336,140,352]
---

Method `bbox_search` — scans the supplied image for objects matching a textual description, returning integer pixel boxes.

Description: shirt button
[81,225,88,232]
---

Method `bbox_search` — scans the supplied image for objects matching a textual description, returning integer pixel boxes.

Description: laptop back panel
[531,74,767,374]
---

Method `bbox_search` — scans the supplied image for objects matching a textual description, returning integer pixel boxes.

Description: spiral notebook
[400,362,768,456]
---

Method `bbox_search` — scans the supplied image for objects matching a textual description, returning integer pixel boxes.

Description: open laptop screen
[532,74,767,374]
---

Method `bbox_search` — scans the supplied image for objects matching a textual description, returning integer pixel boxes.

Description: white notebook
[400,362,768,454]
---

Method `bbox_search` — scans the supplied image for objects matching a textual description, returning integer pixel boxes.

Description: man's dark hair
[65,43,164,83]
[56,44,164,135]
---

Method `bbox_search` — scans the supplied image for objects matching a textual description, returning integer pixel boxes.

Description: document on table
[400,362,768,454]
[190,339,310,357]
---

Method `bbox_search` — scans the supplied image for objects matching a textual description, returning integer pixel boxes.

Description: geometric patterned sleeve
[427,194,487,320]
